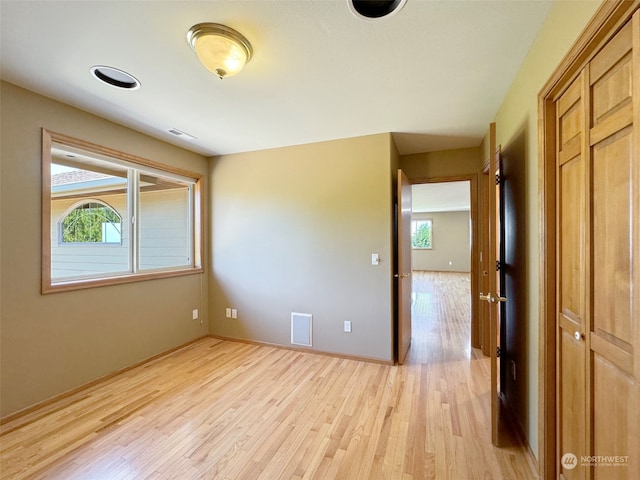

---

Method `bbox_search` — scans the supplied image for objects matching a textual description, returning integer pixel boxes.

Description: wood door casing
[479,159,492,357]
[397,169,412,365]
[487,123,503,446]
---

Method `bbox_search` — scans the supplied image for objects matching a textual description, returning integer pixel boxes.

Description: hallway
[409,271,474,363]
[405,271,536,478]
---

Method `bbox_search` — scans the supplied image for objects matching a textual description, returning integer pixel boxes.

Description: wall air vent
[291,312,312,347]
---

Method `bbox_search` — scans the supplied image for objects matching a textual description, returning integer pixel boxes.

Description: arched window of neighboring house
[59,200,122,244]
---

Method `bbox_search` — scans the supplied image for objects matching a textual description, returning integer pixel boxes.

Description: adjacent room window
[43,130,203,292]
[411,219,433,249]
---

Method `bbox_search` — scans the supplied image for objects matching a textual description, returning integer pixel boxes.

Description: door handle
[394,273,410,278]
[479,293,507,303]
[574,331,585,341]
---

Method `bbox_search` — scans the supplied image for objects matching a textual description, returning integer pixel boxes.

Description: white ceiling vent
[168,128,197,140]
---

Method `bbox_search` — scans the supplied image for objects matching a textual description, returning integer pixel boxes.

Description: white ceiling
[412,181,470,213]
[0,0,552,157]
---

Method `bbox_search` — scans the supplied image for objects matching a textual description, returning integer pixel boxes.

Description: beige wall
[0,82,210,417]
[208,134,395,362]
[482,0,602,459]
[400,147,482,181]
[411,211,470,272]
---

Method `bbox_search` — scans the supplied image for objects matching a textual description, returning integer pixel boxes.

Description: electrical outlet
[344,321,352,333]
[192,309,199,320]
[231,309,237,319]
[225,308,231,318]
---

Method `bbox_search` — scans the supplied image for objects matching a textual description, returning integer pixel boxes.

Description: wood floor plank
[0,272,537,479]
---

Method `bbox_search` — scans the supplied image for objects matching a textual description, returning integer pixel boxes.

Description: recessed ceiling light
[348,0,407,19]
[90,65,141,90]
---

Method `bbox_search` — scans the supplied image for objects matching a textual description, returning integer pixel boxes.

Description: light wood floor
[1,272,537,479]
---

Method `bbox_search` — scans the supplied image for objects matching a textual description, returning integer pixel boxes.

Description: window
[43,130,203,292]
[411,219,432,249]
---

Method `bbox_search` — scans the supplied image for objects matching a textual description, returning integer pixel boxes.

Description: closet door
[542,5,640,478]
[556,12,639,480]
[556,70,588,480]
[588,13,638,480]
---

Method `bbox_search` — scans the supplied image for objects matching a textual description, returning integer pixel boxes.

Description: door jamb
[411,174,479,349]
[537,1,638,477]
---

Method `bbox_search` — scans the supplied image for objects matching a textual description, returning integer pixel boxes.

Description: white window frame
[42,129,203,293]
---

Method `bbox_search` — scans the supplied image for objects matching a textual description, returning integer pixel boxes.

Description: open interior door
[481,123,506,446]
[397,169,412,364]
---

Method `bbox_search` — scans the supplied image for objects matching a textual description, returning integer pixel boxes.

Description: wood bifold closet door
[556,12,639,480]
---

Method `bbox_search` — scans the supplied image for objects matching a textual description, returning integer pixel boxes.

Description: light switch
[371,253,380,265]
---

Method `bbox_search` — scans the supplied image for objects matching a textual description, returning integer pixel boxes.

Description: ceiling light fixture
[187,23,253,79]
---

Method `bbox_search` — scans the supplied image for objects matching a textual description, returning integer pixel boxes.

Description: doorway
[399,174,536,474]
[408,178,477,355]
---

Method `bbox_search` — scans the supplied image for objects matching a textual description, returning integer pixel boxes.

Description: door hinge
[496,347,501,358]
[496,260,501,271]
[495,174,501,185]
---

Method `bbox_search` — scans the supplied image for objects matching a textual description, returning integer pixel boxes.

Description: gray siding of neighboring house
[51,188,190,278]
